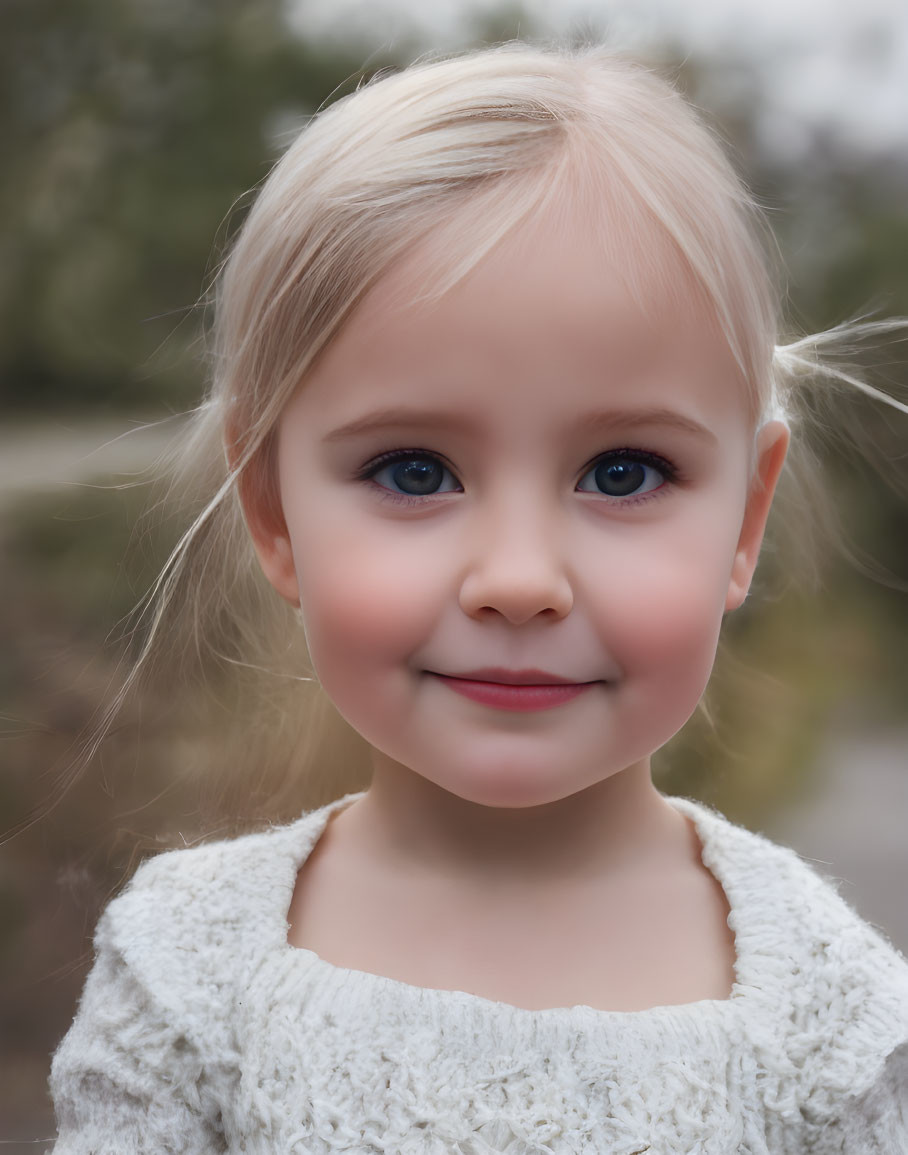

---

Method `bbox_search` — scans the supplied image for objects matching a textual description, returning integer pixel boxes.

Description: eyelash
[355,447,681,508]
[354,450,461,507]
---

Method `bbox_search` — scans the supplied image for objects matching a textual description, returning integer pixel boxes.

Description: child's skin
[242,194,789,1011]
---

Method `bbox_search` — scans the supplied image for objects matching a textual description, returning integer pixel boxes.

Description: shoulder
[94,795,357,1033]
[670,794,908,979]
[48,802,347,1153]
[671,797,908,1125]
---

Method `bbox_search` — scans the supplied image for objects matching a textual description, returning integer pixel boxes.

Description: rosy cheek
[634,598,722,673]
[604,551,730,675]
[294,534,435,665]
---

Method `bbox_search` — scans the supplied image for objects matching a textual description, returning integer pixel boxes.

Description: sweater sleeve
[48,904,228,1155]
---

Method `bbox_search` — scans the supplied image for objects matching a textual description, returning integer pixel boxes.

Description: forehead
[292,195,752,441]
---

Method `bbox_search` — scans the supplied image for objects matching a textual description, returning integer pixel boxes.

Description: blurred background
[1,0,906,1147]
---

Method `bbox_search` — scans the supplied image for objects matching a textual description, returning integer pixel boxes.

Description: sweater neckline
[273,791,768,1026]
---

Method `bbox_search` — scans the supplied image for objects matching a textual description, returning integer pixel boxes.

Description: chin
[431,769,598,811]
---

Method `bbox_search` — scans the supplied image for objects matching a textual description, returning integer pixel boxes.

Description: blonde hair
[24,41,908,842]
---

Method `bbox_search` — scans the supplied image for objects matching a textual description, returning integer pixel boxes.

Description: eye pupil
[393,459,443,494]
[595,459,646,496]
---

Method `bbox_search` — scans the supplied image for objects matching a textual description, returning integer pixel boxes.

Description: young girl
[48,43,908,1153]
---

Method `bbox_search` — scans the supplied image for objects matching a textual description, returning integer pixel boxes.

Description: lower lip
[431,674,595,712]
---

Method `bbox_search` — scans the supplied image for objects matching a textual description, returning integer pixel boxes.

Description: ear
[725,420,790,612]
[229,431,301,608]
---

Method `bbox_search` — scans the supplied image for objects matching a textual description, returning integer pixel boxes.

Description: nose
[457,497,574,625]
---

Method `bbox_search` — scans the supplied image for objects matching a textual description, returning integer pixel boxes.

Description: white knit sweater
[49,792,908,1154]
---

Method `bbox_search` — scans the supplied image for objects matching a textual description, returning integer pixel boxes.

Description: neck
[336,755,691,889]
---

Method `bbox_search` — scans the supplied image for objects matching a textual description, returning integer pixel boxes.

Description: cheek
[593,522,739,684]
[624,577,725,674]
[290,519,440,675]
[590,545,733,759]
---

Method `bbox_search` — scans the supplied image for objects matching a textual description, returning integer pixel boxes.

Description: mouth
[425,669,601,713]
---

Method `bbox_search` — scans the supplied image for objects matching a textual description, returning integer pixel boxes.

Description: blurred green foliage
[0,0,400,412]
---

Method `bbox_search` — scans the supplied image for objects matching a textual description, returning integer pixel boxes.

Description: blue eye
[577,452,671,499]
[365,452,461,497]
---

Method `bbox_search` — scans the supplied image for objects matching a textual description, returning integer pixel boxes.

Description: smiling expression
[245,205,787,809]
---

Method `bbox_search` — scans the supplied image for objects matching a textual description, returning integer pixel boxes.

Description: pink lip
[429,669,598,712]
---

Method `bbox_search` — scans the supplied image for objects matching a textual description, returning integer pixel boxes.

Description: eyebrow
[322,405,718,445]
[323,408,480,443]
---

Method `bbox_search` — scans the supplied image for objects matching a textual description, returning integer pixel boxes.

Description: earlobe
[725,421,790,612]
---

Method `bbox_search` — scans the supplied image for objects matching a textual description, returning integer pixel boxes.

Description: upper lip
[435,667,590,686]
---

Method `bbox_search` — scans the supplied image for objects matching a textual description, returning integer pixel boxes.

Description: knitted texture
[49,793,908,1153]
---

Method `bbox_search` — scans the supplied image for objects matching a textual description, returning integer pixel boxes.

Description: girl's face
[247,206,787,809]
